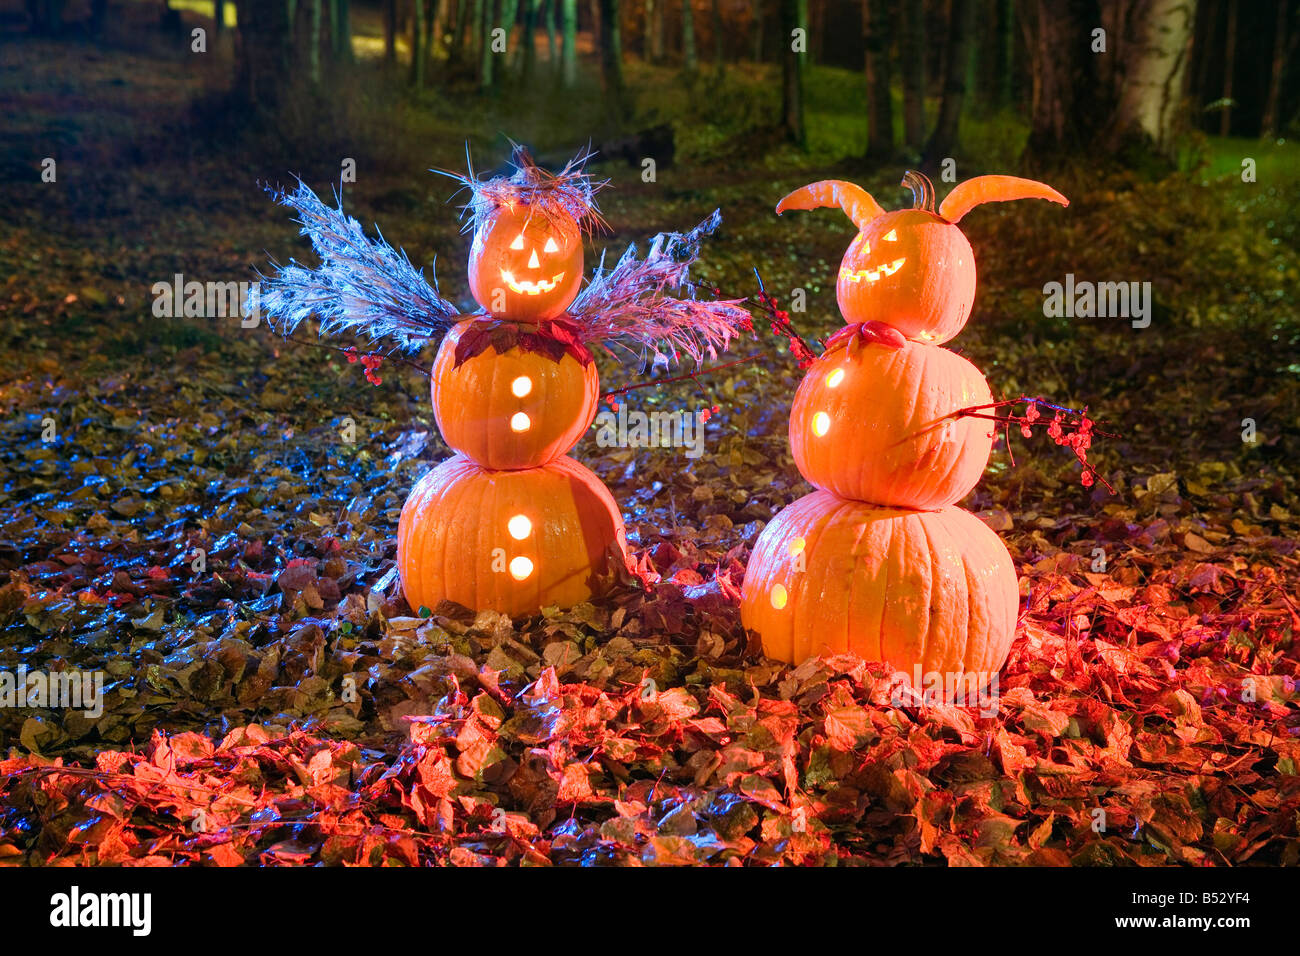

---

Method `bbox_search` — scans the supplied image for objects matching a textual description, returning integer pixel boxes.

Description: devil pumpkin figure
[742,171,1068,699]
[255,145,751,617]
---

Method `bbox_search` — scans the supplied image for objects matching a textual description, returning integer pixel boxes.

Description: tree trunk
[307,0,322,84]
[647,0,665,61]
[561,0,578,85]
[453,0,472,63]
[995,0,1013,108]
[411,0,425,86]
[500,0,519,66]
[682,0,697,73]
[711,0,725,73]
[900,0,925,148]
[863,0,894,158]
[780,0,806,145]
[753,0,765,61]
[1112,0,1196,152]
[1220,0,1237,136]
[385,0,398,63]
[600,0,627,115]
[925,0,975,162]
[521,0,539,77]
[1024,0,1107,160]
[1261,0,1291,137]
[545,0,558,68]
[237,0,294,108]
[480,0,497,88]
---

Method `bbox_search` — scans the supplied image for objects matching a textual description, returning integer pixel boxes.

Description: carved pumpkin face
[837,209,975,345]
[777,172,1068,345]
[468,205,584,322]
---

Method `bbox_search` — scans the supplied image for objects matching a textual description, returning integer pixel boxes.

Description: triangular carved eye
[883,229,898,242]
[510,234,525,250]
[543,237,559,253]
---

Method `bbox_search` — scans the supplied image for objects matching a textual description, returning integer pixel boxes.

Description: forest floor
[1,26,1299,866]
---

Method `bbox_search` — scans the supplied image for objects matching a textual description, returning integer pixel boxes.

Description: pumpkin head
[468,204,584,322]
[790,336,994,509]
[740,492,1018,691]
[458,145,603,324]
[776,172,1068,345]
[432,319,597,469]
[398,453,627,617]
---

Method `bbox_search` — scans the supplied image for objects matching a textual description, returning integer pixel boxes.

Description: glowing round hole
[812,411,831,437]
[509,556,534,581]
[510,412,531,432]
[788,537,805,557]
[770,584,788,610]
[825,368,845,389]
[511,375,533,398]
[507,514,532,540]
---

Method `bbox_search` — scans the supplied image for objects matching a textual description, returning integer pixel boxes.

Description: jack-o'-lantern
[432,319,597,470]
[776,172,1068,344]
[398,453,628,617]
[790,336,995,509]
[468,204,584,322]
[740,492,1018,690]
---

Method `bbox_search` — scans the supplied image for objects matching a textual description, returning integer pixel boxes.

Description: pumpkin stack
[741,172,1067,695]
[396,165,627,618]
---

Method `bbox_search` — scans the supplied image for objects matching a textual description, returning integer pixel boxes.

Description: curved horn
[939,175,1069,224]
[775,180,885,230]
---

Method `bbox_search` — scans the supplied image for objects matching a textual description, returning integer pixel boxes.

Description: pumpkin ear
[938,175,1069,224]
[775,180,885,230]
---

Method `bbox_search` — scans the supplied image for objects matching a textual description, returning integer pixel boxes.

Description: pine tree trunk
[545,0,558,69]
[561,0,578,86]
[1261,0,1290,137]
[521,0,539,77]
[864,0,894,158]
[682,0,697,73]
[385,0,398,63]
[480,0,498,88]
[308,0,322,84]
[500,0,519,66]
[1219,0,1237,135]
[711,0,725,73]
[925,0,975,161]
[900,0,925,148]
[411,0,425,86]
[995,0,1013,108]
[780,0,805,145]
[600,0,627,114]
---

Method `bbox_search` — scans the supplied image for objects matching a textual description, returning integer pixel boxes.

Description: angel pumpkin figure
[255,145,750,617]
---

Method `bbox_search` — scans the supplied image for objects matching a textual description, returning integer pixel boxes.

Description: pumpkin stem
[900,170,936,213]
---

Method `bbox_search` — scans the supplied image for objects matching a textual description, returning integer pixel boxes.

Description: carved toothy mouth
[500,270,565,296]
[839,258,906,283]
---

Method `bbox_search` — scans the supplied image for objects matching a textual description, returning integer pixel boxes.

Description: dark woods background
[10,0,1297,176]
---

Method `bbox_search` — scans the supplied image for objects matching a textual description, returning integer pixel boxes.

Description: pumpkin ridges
[789,341,993,509]
[917,510,966,676]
